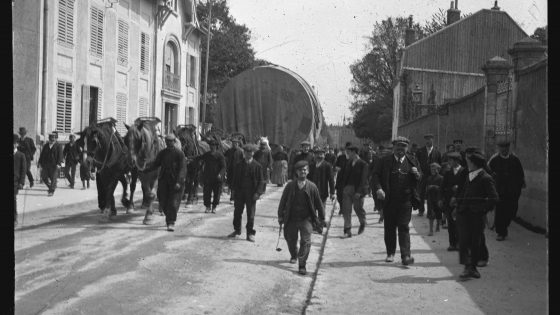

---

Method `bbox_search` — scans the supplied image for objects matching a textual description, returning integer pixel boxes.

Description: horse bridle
[84,128,116,172]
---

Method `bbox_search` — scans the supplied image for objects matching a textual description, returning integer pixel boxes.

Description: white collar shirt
[427,146,433,156]
[453,165,462,175]
[394,155,405,164]
[468,168,483,182]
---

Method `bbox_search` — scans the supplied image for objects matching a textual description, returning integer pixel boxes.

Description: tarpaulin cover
[216,65,325,149]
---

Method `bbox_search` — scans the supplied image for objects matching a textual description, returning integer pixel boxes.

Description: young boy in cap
[278,160,324,275]
[14,134,27,226]
[426,162,443,236]
[229,143,266,242]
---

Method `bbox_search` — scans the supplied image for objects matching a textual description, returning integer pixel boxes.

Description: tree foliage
[531,25,548,45]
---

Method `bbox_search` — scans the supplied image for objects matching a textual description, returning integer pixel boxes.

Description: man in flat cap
[488,140,525,241]
[141,134,187,231]
[441,143,456,164]
[229,143,266,242]
[278,160,324,275]
[289,140,314,179]
[339,144,369,237]
[225,137,244,203]
[17,127,36,188]
[455,150,498,279]
[416,133,442,217]
[38,132,63,196]
[195,139,226,213]
[372,136,422,265]
[14,134,27,227]
[308,147,335,225]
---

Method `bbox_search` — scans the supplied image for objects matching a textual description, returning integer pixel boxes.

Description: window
[90,6,104,58]
[140,32,150,74]
[116,92,128,134]
[189,55,196,87]
[117,20,129,66]
[56,80,73,133]
[57,0,74,47]
[165,42,177,73]
[139,97,149,117]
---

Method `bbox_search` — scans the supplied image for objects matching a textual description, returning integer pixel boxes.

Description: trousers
[158,180,185,225]
[64,163,77,186]
[233,189,257,235]
[444,207,458,247]
[495,193,520,237]
[457,211,486,266]
[25,158,34,185]
[203,181,222,208]
[284,218,313,267]
[341,185,366,229]
[383,201,412,258]
[41,166,59,193]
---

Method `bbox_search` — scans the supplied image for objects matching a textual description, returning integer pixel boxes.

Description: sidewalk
[307,198,548,314]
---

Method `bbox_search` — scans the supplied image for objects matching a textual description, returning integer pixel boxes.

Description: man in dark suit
[17,127,36,188]
[372,136,422,265]
[228,143,266,242]
[455,151,498,279]
[289,141,314,179]
[340,145,369,237]
[14,134,27,227]
[196,139,226,213]
[308,148,335,224]
[225,138,244,202]
[415,134,442,216]
[63,134,80,189]
[488,140,526,241]
[38,133,63,196]
[438,152,467,251]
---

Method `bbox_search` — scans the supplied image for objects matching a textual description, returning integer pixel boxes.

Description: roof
[401,9,528,74]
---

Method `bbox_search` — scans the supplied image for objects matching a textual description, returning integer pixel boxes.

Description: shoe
[402,256,415,266]
[29,182,34,188]
[247,234,255,242]
[87,183,90,188]
[477,260,488,267]
[205,207,211,213]
[470,267,481,279]
[459,267,472,279]
[428,231,434,236]
[48,192,53,197]
[211,206,216,214]
[385,255,394,262]
[435,226,440,232]
[289,257,297,264]
[447,246,458,251]
[343,229,352,238]
[358,223,365,235]
[298,266,307,275]
[167,223,175,232]
[496,235,506,241]
[227,231,241,238]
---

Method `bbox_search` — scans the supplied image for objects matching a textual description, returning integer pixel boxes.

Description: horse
[176,124,210,204]
[76,119,133,222]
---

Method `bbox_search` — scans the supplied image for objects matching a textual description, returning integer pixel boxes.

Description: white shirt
[453,165,462,175]
[49,142,55,149]
[297,180,306,189]
[468,168,483,181]
[499,153,510,159]
[14,147,17,154]
[426,145,433,156]
[316,160,323,168]
[394,154,405,164]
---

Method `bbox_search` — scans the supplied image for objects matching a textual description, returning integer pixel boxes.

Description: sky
[226,0,547,125]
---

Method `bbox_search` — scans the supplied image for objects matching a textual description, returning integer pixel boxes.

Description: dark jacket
[197,150,226,183]
[272,151,288,162]
[232,159,266,196]
[309,160,335,200]
[278,179,324,224]
[325,152,336,166]
[145,147,187,186]
[63,142,81,165]
[225,147,244,185]
[14,150,27,190]
[488,153,525,197]
[425,173,443,202]
[457,169,499,214]
[439,166,468,208]
[254,149,273,170]
[18,136,36,161]
[334,154,348,189]
[38,142,63,169]
[341,158,369,196]
[416,146,442,175]
[371,153,422,206]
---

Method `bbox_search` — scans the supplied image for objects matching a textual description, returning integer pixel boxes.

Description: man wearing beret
[142,134,187,231]
[372,136,422,265]
[14,134,27,227]
[416,134,442,217]
[38,133,64,196]
[278,160,324,275]
[488,140,526,241]
[195,139,226,213]
[340,144,369,237]
[229,143,266,242]
[289,141,314,179]
[308,148,335,224]
[455,150,498,279]
[17,127,36,188]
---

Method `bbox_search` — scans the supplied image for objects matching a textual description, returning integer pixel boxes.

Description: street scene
[13,0,547,314]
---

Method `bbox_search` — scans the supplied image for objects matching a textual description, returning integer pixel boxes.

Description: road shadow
[320,259,444,269]
[373,274,458,284]
[223,258,310,277]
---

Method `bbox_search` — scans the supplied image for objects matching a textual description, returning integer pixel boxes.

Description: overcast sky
[226,0,547,125]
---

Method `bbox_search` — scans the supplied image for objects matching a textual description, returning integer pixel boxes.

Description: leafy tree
[531,26,547,45]
[422,8,474,36]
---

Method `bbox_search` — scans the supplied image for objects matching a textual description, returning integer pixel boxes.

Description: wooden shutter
[81,85,90,130]
[56,80,73,133]
[140,32,150,74]
[116,92,128,134]
[57,0,74,47]
[90,6,104,57]
[97,88,103,120]
[138,97,149,117]
[189,55,196,87]
[117,20,129,66]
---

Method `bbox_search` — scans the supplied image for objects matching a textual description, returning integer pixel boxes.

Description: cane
[275,223,283,251]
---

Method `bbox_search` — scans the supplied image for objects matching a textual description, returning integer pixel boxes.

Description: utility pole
[202,0,212,129]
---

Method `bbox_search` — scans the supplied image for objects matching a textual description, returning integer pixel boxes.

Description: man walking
[228,143,266,242]
[141,134,187,231]
[334,142,351,215]
[308,148,335,225]
[197,139,226,213]
[416,134,442,216]
[14,134,27,227]
[254,140,273,183]
[278,160,324,275]
[438,152,467,251]
[488,140,526,241]
[340,145,369,237]
[17,127,36,188]
[38,133,63,196]
[289,141,314,179]
[225,137,244,203]
[63,134,80,189]
[372,136,422,265]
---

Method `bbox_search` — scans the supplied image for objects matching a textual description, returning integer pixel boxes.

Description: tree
[422,9,474,36]
[531,26,547,45]
[196,0,269,123]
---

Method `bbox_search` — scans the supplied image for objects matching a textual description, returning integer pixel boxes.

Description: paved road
[15,184,548,314]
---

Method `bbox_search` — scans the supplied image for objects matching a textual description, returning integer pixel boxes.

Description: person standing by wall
[340,145,369,238]
[38,133,63,196]
[17,127,36,188]
[415,134,442,217]
[63,134,80,189]
[488,140,526,241]
[14,134,27,227]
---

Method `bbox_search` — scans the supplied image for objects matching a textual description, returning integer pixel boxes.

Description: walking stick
[275,223,283,251]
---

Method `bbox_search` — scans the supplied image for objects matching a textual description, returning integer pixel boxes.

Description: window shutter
[81,85,90,129]
[116,92,128,134]
[140,32,150,74]
[117,20,129,66]
[57,0,74,47]
[90,6,104,57]
[97,88,103,120]
[138,97,149,117]
[56,80,73,133]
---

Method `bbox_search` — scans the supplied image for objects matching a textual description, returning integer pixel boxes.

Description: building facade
[12,0,205,143]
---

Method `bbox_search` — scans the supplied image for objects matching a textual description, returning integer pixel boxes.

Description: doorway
[164,102,177,134]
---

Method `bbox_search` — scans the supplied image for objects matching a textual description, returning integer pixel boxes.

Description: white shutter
[138,97,149,117]
[117,20,129,66]
[90,6,104,57]
[116,92,128,134]
[56,80,73,133]
[140,32,150,74]
[57,0,74,47]
[97,88,103,120]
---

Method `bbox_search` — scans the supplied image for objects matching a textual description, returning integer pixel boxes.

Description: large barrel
[215,65,325,149]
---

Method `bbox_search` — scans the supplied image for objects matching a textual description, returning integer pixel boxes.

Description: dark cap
[430,162,441,169]
[453,139,463,144]
[19,127,27,133]
[497,140,511,147]
[446,152,462,160]
[243,143,258,152]
[165,134,176,141]
[345,142,352,148]
[313,147,325,153]
[346,145,359,153]
[446,143,455,149]
[467,152,487,166]
[208,139,219,146]
[465,146,483,155]
[294,160,309,170]
[300,141,311,146]
[392,136,410,145]
[48,132,57,138]
[424,133,434,139]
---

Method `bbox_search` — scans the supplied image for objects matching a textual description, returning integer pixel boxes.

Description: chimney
[405,15,416,46]
[447,0,461,25]
[491,1,500,10]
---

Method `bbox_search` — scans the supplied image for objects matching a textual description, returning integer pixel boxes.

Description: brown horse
[176,124,210,204]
